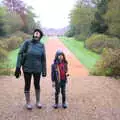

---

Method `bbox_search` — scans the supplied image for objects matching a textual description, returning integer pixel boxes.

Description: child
[51,50,69,109]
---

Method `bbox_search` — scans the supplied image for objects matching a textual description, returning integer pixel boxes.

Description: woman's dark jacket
[16,39,46,75]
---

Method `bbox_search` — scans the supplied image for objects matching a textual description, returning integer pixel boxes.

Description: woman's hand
[42,72,46,77]
[14,67,21,78]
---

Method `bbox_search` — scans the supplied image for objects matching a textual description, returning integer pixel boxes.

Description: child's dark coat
[51,60,68,83]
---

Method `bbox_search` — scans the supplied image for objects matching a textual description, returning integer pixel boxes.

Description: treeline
[66,0,120,77]
[0,0,40,36]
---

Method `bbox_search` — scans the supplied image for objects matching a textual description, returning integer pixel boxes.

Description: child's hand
[52,82,55,88]
[66,73,70,77]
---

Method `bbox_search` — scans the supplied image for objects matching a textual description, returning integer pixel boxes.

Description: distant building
[42,26,69,36]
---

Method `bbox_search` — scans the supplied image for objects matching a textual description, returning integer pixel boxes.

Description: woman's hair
[54,52,68,64]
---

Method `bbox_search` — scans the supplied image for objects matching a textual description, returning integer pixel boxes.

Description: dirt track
[0,38,120,120]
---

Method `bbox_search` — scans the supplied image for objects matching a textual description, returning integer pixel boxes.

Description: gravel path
[0,38,120,120]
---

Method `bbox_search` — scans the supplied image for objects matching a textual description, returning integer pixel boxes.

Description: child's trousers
[55,80,66,104]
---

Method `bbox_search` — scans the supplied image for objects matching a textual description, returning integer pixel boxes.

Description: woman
[15,29,47,110]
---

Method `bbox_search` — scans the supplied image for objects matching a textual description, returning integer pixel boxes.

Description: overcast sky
[25,0,77,29]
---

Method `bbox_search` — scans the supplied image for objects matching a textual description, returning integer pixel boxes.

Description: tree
[69,1,95,40]
[3,11,23,34]
[90,0,109,33]
[21,6,37,34]
[0,7,6,36]
[3,0,39,34]
[104,0,120,38]
[3,0,27,27]
[65,25,76,37]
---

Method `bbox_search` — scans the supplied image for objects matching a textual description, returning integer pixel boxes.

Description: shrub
[12,31,31,40]
[6,36,23,50]
[0,69,13,75]
[0,47,8,61]
[0,38,8,50]
[91,48,120,77]
[0,64,14,75]
[75,34,87,41]
[0,31,31,51]
[85,34,120,53]
[65,31,74,37]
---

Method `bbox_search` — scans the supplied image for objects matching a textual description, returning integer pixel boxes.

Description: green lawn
[60,37,100,69]
[0,36,48,69]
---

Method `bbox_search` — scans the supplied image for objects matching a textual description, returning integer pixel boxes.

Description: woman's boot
[35,89,42,108]
[24,91,32,110]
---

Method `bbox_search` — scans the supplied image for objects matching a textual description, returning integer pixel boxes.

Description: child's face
[58,55,64,61]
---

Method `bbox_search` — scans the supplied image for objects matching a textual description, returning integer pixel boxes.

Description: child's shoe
[53,104,58,109]
[62,103,67,109]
